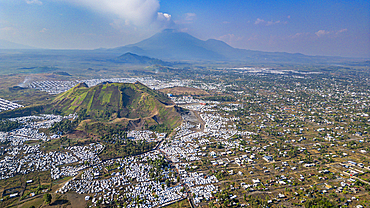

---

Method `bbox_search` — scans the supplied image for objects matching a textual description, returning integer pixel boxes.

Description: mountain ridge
[0,39,37,49]
[109,29,348,63]
[112,52,167,65]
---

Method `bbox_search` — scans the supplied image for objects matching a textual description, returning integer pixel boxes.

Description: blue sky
[0,0,369,57]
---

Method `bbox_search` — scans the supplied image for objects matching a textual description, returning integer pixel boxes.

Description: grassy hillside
[113,52,167,65]
[51,82,182,130]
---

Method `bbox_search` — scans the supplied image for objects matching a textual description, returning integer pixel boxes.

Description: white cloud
[255,18,265,25]
[315,29,348,37]
[267,20,280,26]
[66,0,171,27]
[315,30,330,37]
[336,28,348,34]
[157,12,171,22]
[255,18,283,26]
[25,0,42,5]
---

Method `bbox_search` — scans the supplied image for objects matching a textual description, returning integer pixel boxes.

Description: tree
[165,179,170,187]
[304,197,337,208]
[0,120,21,132]
[43,193,52,204]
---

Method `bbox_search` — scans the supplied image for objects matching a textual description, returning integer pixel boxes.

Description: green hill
[51,82,182,129]
[112,52,168,65]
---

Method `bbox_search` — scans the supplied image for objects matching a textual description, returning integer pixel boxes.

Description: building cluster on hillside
[157,102,261,206]
[0,114,77,145]
[160,103,255,165]
[0,98,23,112]
[28,80,79,94]
[0,141,105,180]
[58,151,186,207]
[51,165,88,180]
[28,77,192,94]
[170,96,204,104]
[126,130,165,142]
[191,184,218,204]
[66,143,104,165]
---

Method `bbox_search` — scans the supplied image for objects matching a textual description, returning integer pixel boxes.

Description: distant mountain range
[108,29,346,63]
[1,30,358,63]
[0,39,36,49]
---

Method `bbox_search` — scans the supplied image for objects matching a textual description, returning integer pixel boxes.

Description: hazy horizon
[0,0,369,58]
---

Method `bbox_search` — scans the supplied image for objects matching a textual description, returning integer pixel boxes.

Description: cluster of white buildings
[66,143,104,165]
[0,98,23,112]
[0,135,104,180]
[158,101,260,206]
[190,82,226,92]
[57,151,186,207]
[191,185,218,204]
[181,172,218,187]
[127,130,159,142]
[160,107,254,163]
[170,96,204,105]
[0,146,78,179]
[28,80,79,94]
[124,182,185,208]
[51,165,88,180]
[6,128,48,143]
[28,77,192,94]
[0,114,77,146]
[220,103,242,112]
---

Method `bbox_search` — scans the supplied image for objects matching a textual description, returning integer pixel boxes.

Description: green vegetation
[51,82,173,119]
[43,193,52,204]
[147,156,170,182]
[52,71,71,76]
[0,105,48,119]
[203,95,236,102]
[113,52,167,65]
[50,82,182,132]
[148,123,171,133]
[164,199,191,208]
[22,184,50,200]
[100,138,157,160]
[0,120,21,132]
[304,197,338,208]
[49,119,79,134]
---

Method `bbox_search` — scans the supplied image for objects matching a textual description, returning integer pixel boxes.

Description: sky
[0,0,369,58]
